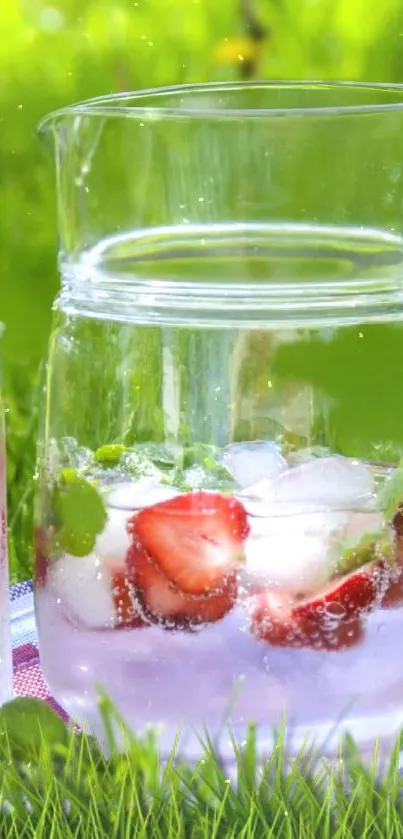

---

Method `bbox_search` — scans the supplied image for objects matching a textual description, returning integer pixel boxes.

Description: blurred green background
[3,0,403,581]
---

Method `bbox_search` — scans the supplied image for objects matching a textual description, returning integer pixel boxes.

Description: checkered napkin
[10,580,67,720]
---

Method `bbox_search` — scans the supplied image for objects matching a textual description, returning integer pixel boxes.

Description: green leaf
[175,464,236,492]
[52,468,107,557]
[378,466,403,521]
[183,443,216,468]
[94,443,127,466]
[87,441,236,493]
[136,442,180,470]
[121,449,167,482]
[335,525,395,575]
[0,697,68,763]
[178,444,236,491]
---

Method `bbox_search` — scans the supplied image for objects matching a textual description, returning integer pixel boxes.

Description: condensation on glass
[34,82,403,764]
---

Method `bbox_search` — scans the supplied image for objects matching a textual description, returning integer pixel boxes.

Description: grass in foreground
[0,694,403,837]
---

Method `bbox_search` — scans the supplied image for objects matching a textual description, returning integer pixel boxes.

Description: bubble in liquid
[323,602,347,620]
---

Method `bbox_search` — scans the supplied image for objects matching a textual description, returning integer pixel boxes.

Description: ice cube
[221,441,288,489]
[107,480,179,511]
[242,510,349,593]
[95,508,132,568]
[340,511,385,549]
[241,456,376,513]
[48,554,116,629]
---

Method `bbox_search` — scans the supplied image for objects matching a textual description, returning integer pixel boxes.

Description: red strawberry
[111,570,147,629]
[320,616,364,651]
[126,542,237,628]
[393,508,403,537]
[249,589,364,652]
[381,573,403,608]
[249,589,306,649]
[295,560,388,625]
[248,560,390,653]
[380,538,403,607]
[129,491,249,596]
[34,528,51,588]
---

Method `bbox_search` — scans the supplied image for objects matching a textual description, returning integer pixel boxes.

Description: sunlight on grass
[0,693,403,836]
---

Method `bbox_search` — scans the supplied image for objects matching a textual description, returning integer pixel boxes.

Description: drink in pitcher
[35,82,403,761]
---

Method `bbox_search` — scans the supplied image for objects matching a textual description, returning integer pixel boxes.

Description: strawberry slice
[126,542,237,628]
[248,561,390,652]
[111,571,147,629]
[381,571,403,608]
[295,560,388,625]
[249,589,364,652]
[249,589,306,649]
[34,528,51,588]
[35,547,49,589]
[393,508,403,537]
[129,491,249,596]
[380,536,403,607]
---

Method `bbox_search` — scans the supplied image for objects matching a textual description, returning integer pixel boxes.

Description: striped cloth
[10,580,67,720]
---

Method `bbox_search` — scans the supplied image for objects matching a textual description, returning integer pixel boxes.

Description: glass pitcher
[0,327,12,705]
[35,82,403,762]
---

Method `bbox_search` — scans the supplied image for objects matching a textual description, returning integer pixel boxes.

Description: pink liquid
[34,472,403,762]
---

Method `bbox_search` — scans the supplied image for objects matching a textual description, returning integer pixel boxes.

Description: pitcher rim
[37,80,403,132]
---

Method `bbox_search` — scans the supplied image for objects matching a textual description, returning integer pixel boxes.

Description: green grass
[1,694,403,837]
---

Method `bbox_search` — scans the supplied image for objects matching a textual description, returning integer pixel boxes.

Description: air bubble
[323,602,347,619]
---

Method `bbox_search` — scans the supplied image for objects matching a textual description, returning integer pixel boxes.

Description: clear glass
[35,82,403,763]
[0,327,12,705]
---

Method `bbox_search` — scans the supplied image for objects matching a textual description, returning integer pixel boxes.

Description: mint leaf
[84,440,236,497]
[174,464,235,492]
[183,443,215,468]
[335,525,395,575]
[122,450,167,482]
[136,443,180,470]
[178,444,235,491]
[0,698,68,763]
[378,467,403,521]
[129,443,237,492]
[52,468,107,557]
[94,443,127,467]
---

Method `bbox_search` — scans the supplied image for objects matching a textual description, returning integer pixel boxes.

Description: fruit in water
[126,542,237,628]
[129,491,249,595]
[126,491,249,626]
[34,529,51,588]
[295,561,388,623]
[380,538,403,608]
[379,514,403,607]
[249,561,389,651]
[249,589,364,651]
[47,552,145,631]
[381,570,403,608]
[111,571,147,629]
